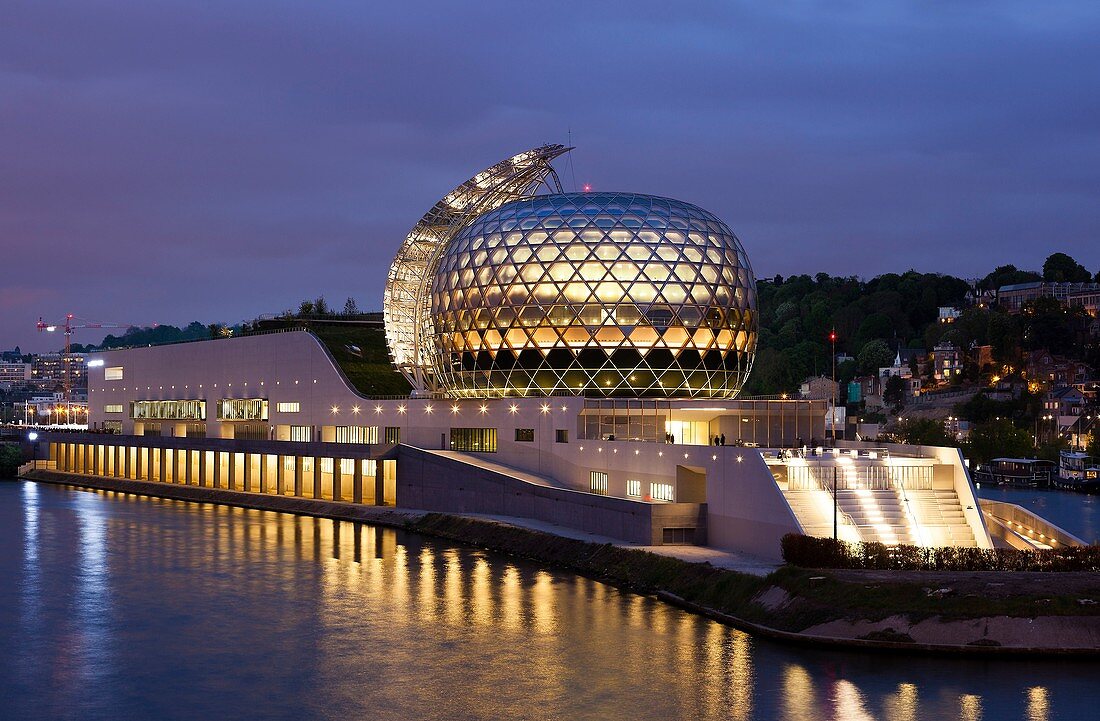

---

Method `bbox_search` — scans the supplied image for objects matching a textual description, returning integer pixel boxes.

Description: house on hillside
[800,375,839,402]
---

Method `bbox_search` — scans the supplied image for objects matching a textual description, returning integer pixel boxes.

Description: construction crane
[36,314,143,413]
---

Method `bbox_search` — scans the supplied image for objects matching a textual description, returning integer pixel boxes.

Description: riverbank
[16,469,1100,656]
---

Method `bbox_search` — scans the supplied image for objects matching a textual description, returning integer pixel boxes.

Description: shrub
[780,533,1100,572]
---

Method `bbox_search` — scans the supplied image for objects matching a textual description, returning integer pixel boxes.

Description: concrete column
[333,458,344,502]
[159,448,167,483]
[198,451,207,488]
[353,459,363,504]
[259,454,268,493]
[313,457,322,500]
[276,455,285,495]
[214,452,223,489]
[374,461,385,506]
[185,450,193,486]
[228,453,237,491]
[294,456,303,497]
[243,453,252,493]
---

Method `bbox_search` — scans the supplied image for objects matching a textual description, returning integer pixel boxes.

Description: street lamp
[28,431,39,470]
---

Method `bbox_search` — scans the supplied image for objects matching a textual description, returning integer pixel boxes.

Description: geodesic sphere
[429,192,757,398]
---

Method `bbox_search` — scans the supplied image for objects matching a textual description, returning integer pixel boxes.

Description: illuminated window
[102,420,122,434]
[626,479,641,497]
[515,428,534,442]
[555,429,569,443]
[450,427,497,452]
[650,483,674,502]
[289,426,312,442]
[590,471,608,495]
[384,427,401,444]
[104,404,124,414]
[334,426,379,444]
[105,366,123,381]
[276,402,300,413]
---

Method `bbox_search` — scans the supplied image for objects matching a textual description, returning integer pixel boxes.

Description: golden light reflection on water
[960,693,983,721]
[1027,686,1049,721]
[9,484,1089,721]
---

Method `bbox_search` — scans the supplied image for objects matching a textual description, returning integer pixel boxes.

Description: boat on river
[972,457,1056,488]
[1055,451,1100,492]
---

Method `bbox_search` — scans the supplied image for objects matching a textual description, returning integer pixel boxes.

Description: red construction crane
[36,314,145,408]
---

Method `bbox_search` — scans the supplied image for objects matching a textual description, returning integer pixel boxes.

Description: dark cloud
[2,1,1098,351]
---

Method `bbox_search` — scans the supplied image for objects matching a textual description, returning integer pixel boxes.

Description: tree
[342,297,359,315]
[963,419,1035,466]
[858,339,894,375]
[314,296,330,315]
[1088,431,1099,459]
[297,300,315,316]
[980,264,1041,291]
[894,418,953,447]
[883,375,906,413]
[1042,252,1092,283]
[0,443,24,477]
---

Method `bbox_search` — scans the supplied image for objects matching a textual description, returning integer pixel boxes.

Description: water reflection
[0,481,1094,721]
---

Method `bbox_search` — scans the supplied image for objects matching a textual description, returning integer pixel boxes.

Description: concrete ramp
[396,446,706,546]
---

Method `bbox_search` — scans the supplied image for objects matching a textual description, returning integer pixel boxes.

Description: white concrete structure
[82,330,995,559]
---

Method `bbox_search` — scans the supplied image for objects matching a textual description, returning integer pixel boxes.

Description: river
[976,484,1100,544]
[1,480,1097,721]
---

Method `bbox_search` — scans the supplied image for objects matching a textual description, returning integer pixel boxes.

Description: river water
[1,481,1097,721]
[976,485,1100,544]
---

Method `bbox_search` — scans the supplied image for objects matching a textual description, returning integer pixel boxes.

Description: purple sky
[3,2,1099,352]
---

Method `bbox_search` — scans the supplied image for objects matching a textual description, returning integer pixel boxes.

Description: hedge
[781,533,1100,572]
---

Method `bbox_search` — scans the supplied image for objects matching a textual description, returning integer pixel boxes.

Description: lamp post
[28,431,39,470]
[829,328,837,441]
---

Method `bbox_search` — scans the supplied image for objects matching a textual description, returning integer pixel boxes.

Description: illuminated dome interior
[428,192,757,398]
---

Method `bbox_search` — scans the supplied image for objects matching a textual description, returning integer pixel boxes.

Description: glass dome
[429,192,757,398]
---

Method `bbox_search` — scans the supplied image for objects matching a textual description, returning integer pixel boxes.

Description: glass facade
[429,193,756,398]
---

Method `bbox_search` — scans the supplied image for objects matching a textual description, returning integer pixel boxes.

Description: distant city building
[1068,287,1100,317]
[31,352,87,389]
[0,361,31,385]
[1025,350,1093,388]
[997,281,1100,314]
[931,343,963,382]
[800,375,839,402]
[938,306,961,323]
[879,350,921,398]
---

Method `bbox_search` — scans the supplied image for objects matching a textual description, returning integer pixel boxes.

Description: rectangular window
[276,402,300,413]
[104,404,124,414]
[555,429,569,443]
[515,428,535,442]
[102,420,122,434]
[289,425,312,442]
[217,398,268,421]
[233,423,268,441]
[590,471,608,495]
[650,483,674,502]
[626,479,641,497]
[384,427,401,444]
[334,426,379,444]
[105,366,123,381]
[131,399,205,420]
[450,427,497,452]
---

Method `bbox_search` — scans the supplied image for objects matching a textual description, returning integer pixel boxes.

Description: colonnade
[47,441,397,505]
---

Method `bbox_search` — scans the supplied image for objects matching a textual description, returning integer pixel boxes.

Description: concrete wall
[396,445,706,545]
[702,449,803,561]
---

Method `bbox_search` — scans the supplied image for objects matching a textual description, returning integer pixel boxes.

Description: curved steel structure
[383,144,570,391]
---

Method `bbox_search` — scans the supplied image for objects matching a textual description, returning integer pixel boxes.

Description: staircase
[781,486,978,548]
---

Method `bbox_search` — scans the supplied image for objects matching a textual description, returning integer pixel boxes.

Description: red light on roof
[582,184,591,192]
